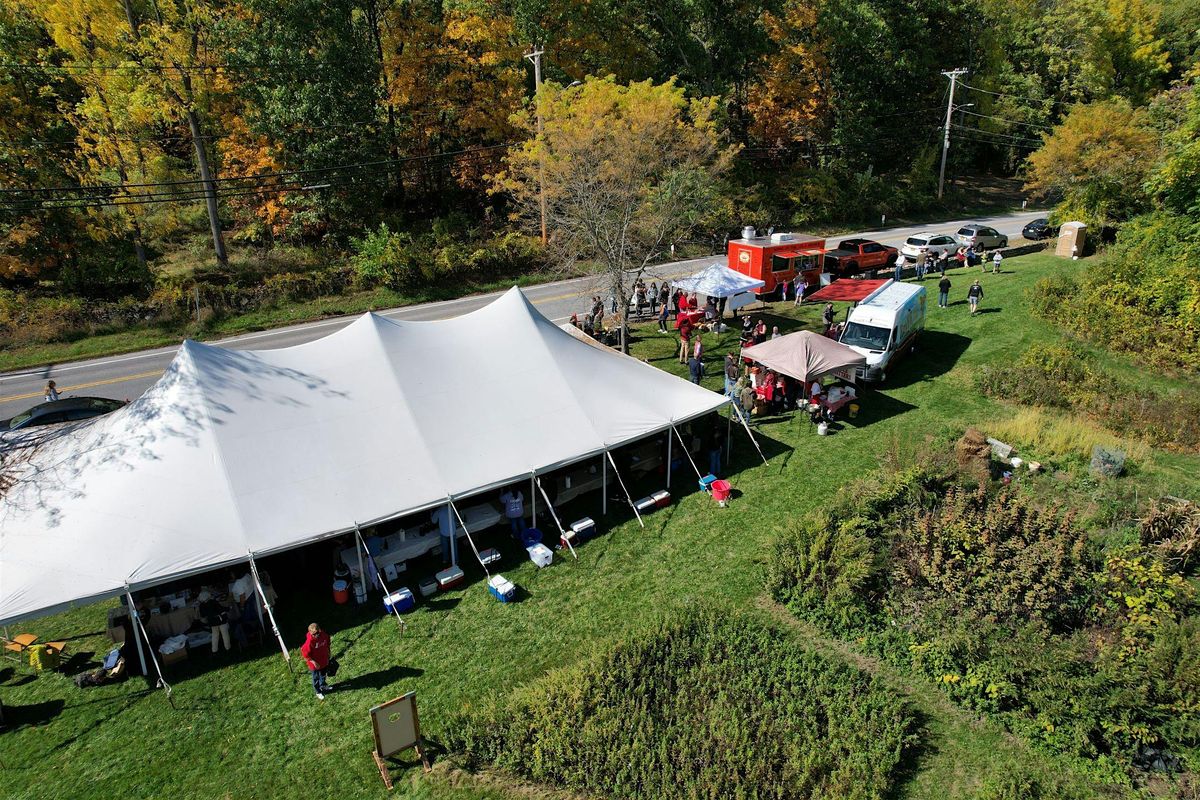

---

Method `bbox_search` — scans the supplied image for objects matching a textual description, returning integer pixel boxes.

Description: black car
[1022,218,1058,240]
[1,396,127,431]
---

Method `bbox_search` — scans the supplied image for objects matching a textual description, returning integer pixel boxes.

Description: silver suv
[956,224,1008,250]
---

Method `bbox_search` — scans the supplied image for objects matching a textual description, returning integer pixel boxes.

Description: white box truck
[838,280,926,382]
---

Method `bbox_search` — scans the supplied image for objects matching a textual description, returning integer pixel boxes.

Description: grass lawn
[1,253,1196,799]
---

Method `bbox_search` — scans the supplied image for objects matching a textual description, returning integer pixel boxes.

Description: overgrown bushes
[975,341,1200,451]
[1028,211,1200,372]
[349,224,542,292]
[446,609,919,800]
[766,464,1200,780]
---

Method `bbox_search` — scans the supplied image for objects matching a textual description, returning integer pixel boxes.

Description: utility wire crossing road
[0,211,1045,420]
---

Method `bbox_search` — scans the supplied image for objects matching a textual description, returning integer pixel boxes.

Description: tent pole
[726,408,733,463]
[602,456,608,516]
[353,526,406,634]
[666,429,673,488]
[249,554,291,666]
[354,525,369,603]
[671,424,705,480]
[605,450,644,528]
[535,474,576,559]
[126,587,172,700]
[124,587,148,679]
[448,499,490,577]
[731,399,769,465]
[531,475,537,529]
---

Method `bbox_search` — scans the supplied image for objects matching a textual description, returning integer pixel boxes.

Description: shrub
[987,408,1151,465]
[447,609,919,800]
[1093,546,1194,657]
[893,487,1091,631]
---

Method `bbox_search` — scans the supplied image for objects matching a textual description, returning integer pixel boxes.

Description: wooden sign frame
[369,691,430,789]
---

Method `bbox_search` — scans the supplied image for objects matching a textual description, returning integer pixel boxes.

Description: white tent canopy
[670,262,765,298]
[0,288,725,625]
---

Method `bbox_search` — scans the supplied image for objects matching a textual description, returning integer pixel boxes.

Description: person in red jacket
[300,622,333,699]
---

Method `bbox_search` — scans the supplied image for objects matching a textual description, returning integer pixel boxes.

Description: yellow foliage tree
[745,0,827,149]
[497,77,736,351]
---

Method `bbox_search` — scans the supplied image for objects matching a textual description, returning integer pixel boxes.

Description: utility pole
[525,44,547,245]
[938,68,968,199]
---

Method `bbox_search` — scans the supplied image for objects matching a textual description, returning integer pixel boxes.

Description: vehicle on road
[727,228,826,298]
[839,280,926,383]
[900,232,959,261]
[1,396,127,431]
[1021,218,1058,240]
[822,239,898,277]
[955,224,1009,250]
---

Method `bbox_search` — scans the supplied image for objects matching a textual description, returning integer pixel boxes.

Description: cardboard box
[160,648,188,666]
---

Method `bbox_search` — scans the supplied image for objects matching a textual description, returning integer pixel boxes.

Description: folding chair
[3,633,38,662]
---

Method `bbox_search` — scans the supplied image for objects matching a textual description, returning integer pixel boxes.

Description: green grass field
[2,253,1196,799]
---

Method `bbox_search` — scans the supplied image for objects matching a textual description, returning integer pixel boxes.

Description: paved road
[0,210,1045,420]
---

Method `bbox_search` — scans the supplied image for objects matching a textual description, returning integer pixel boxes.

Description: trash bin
[711,480,732,506]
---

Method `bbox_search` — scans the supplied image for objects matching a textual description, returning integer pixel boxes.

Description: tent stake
[534,473,576,559]
[605,451,644,528]
[354,525,406,634]
[671,424,705,480]
[249,554,292,669]
[126,587,173,702]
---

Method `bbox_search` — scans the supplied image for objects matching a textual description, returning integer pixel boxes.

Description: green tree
[1024,99,1159,229]
[497,77,734,351]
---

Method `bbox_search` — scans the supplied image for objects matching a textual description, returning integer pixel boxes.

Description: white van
[838,280,926,382]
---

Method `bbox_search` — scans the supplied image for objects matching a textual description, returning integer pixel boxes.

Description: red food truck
[726,229,828,298]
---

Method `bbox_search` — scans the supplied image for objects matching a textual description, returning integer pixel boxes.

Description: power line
[958,109,1054,131]
[960,82,1072,110]
[950,130,1042,149]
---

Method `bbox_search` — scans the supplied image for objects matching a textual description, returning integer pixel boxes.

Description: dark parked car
[1021,218,1058,240]
[1,396,127,431]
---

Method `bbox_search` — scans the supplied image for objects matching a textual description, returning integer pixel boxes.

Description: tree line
[0,0,1196,293]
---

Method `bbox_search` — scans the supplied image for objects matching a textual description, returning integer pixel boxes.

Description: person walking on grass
[301,623,333,700]
[657,300,670,333]
[938,275,951,308]
[822,302,835,333]
[992,250,1003,274]
[967,279,984,314]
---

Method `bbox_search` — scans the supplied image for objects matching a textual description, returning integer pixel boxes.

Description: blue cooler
[487,574,516,603]
[698,474,719,492]
[383,587,415,614]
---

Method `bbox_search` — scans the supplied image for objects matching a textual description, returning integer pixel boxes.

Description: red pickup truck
[821,238,897,277]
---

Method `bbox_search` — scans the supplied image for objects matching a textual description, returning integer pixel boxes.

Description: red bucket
[711,480,732,504]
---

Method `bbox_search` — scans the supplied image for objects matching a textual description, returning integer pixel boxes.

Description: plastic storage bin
[418,577,439,597]
[383,587,416,614]
[698,474,719,492]
[479,547,501,566]
[487,574,516,603]
[527,543,553,568]
[436,566,465,590]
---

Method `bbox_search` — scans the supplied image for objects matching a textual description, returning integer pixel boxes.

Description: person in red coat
[301,622,333,699]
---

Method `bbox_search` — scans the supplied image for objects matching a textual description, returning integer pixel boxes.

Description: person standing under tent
[672,288,682,317]
[938,275,952,309]
[717,295,727,318]
[432,505,454,564]
[199,592,231,655]
[708,427,723,476]
[967,279,984,314]
[44,380,60,402]
[301,623,333,700]
[992,250,1003,274]
[500,487,527,539]
[771,325,781,340]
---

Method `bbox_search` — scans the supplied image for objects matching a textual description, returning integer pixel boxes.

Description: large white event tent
[0,288,727,633]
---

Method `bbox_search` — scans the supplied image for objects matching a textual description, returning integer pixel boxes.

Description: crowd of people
[893,245,1006,282]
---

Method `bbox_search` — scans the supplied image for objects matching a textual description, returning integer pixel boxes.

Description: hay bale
[956,428,992,479]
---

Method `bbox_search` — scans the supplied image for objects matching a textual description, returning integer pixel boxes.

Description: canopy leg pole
[354,526,406,634]
[602,456,608,516]
[671,424,705,480]
[354,526,369,604]
[448,499,490,577]
[726,408,733,463]
[248,555,291,670]
[535,474,576,560]
[605,451,644,528]
[666,430,673,488]
[731,399,769,465]
[531,475,537,529]
[126,587,172,702]
[125,589,147,679]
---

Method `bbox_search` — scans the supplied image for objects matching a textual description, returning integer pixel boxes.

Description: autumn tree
[497,77,734,352]
[745,0,827,149]
[1025,99,1160,229]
